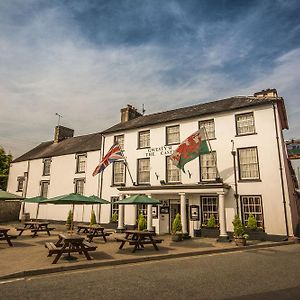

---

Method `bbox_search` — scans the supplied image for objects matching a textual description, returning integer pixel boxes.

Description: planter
[234,236,247,246]
[245,228,267,241]
[201,227,220,238]
[171,233,183,242]
[193,229,201,237]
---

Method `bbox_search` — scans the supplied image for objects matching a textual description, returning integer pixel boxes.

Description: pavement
[0,221,298,280]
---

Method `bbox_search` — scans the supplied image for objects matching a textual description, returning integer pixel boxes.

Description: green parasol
[114,194,161,205]
[0,189,24,200]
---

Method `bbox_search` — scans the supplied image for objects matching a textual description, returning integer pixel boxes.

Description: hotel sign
[145,146,174,157]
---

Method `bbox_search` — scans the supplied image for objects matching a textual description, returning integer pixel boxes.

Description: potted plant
[201,215,220,238]
[232,214,248,246]
[65,210,73,230]
[137,213,147,231]
[245,213,266,241]
[171,213,183,242]
[90,209,97,226]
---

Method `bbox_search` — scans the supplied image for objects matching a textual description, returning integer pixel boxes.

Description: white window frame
[113,161,125,185]
[43,158,51,176]
[200,152,217,181]
[199,119,215,140]
[241,195,264,229]
[40,181,50,198]
[236,112,255,136]
[17,176,25,192]
[114,134,124,150]
[74,179,85,195]
[166,125,180,145]
[201,196,219,226]
[137,158,150,185]
[238,147,260,180]
[111,196,119,219]
[76,154,86,173]
[138,130,150,149]
[166,156,181,183]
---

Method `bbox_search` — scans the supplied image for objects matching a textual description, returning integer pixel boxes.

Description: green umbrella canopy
[43,193,107,205]
[89,195,110,204]
[24,196,47,203]
[114,194,161,205]
[0,189,24,200]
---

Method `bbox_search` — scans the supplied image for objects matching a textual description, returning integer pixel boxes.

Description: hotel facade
[7,89,300,240]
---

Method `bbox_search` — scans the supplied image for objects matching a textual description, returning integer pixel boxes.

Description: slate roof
[13,132,102,163]
[102,96,287,134]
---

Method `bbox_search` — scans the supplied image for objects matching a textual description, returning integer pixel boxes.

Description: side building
[7,126,102,221]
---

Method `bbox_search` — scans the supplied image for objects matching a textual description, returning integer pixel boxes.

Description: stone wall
[0,200,21,222]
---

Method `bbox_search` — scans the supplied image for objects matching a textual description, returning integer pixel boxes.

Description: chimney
[120,104,142,123]
[254,88,278,98]
[54,125,74,143]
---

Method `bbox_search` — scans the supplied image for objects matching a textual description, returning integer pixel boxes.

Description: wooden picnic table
[0,228,14,247]
[45,233,97,264]
[16,221,55,237]
[77,224,113,242]
[116,230,163,253]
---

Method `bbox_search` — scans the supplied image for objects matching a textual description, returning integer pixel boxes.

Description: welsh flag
[170,128,210,172]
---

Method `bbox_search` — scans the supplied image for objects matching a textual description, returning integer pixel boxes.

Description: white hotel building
[7,89,300,240]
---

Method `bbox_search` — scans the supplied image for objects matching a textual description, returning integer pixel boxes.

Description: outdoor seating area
[0,220,266,279]
[16,221,55,237]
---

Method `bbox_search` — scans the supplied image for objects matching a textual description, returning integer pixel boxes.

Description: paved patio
[0,221,294,280]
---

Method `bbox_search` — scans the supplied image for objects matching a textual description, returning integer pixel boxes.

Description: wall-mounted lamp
[155,172,159,180]
[160,180,166,185]
[187,170,192,178]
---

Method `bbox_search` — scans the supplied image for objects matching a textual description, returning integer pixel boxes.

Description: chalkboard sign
[190,205,199,221]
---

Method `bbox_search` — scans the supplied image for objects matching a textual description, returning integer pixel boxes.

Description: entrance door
[170,203,180,233]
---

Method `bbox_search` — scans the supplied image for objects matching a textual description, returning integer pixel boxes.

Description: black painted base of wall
[217,235,231,243]
[201,228,220,238]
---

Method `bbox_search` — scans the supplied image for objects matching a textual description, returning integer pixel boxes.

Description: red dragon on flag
[170,128,210,172]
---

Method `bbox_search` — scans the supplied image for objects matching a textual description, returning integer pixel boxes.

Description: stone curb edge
[1,240,298,281]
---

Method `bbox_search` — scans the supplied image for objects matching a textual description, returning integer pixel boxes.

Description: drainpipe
[272,103,289,239]
[231,140,239,215]
[22,160,30,216]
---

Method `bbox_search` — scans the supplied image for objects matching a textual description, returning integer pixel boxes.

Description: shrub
[66,210,73,229]
[90,210,97,226]
[172,213,182,234]
[111,212,118,223]
[247,213,257,230]
[232,214,246,237]
[137,214,147,231]
[207,215,216,228]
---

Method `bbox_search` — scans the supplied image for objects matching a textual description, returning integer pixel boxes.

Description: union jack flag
[92,143,123,176]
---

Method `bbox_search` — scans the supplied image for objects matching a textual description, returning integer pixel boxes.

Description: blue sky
[0,0,300,157]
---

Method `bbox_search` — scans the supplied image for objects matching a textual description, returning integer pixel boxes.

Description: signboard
[190,205,199,221]
[152,206,158,219]
[145,146,174,157]
[286,140,300,159]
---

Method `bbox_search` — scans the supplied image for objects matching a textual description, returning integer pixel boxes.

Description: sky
[0,0,300,158]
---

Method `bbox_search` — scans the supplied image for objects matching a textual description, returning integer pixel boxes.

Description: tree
[0,146,12,190]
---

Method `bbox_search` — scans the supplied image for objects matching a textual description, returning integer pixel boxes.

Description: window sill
[16,190,23,193]
[165,143,179,146]
[42,174,50,177]
[137,147,150,150]
[238,179,262,183]
[75,171,85,174]
[235,132,257,137]
[164,182,182,185]
[136,183,151,186]
[111,183,126,187]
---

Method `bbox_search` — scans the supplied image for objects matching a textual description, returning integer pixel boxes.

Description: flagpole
[117,144,135,185]
[202,126,221,180]
[97,134,106,223]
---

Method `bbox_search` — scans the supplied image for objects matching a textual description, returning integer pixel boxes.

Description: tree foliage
[0,146,12,190]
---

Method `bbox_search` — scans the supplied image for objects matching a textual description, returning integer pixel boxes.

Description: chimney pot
[120,104,142,123]
[254,88,278,98]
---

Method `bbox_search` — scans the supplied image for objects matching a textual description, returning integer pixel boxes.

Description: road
[0,244,299,300]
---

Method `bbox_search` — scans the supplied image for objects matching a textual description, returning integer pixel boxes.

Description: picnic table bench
[45,233,97,264]
[77,224,113,242]
[0,228,17,247]
[116,230,163,253]
[16,221,55,237]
